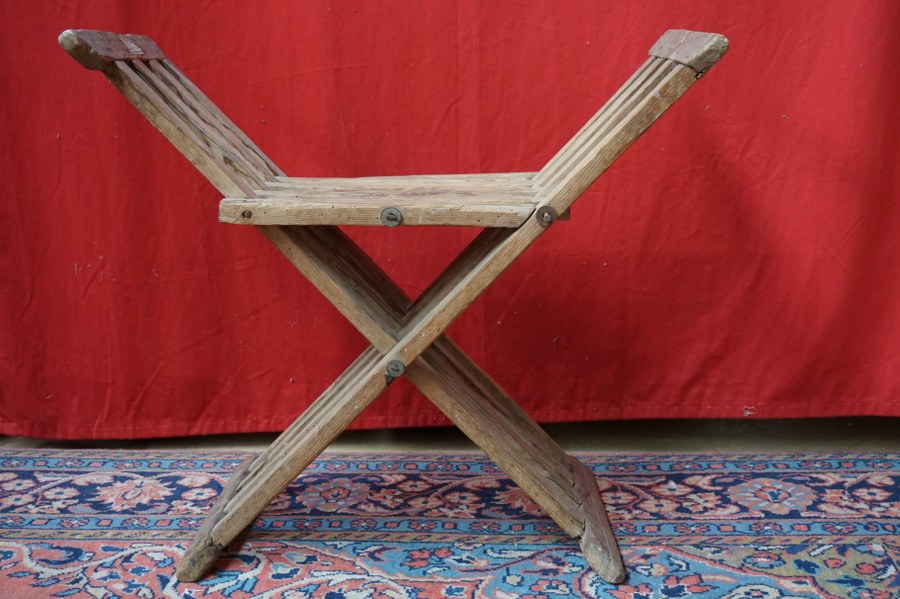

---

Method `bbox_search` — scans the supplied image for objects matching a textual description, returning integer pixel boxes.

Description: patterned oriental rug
[0,450,897,598]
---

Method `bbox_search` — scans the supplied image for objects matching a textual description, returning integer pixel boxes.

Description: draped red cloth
[2,2,899,439]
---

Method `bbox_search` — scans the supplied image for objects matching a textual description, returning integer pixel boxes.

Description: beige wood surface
[221,173,540,227]
[650,29,729,74]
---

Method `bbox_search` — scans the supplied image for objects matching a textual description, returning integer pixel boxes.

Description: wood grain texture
[538,64,699,214]
[650,29,729,74]
[59,30,164,71]
[221,193,537,227]
[175,455,255,582]
[270,172,535,188]
[104,61,255,198]
[222,174,541,227]
[572,458,626,584]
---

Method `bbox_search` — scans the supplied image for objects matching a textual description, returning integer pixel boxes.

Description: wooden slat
[409,343,584,536]
[537,57,662,187]
[216,348,386,542]
[435,337,575,478]
[105,61,254,198]
[302,226,411,319]
[130,60,268,189]
[257,226,398,351]
[403,228,510,325]
[539,63,699,213]
[176,455,255,581]
[572,458,626,583]
[537,57,666,190]
[220,195,537,227]
[261,186,536,199]
[238,347,383,486]
[161,60,284,179]
[147,60,276,185]
[222,174,541,227]
[394,221,543,361]
[544,60,678,192]
[270,172,536,189]
[59,29,164,70]
[536,31,728,206]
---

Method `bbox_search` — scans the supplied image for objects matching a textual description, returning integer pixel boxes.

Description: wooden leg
[572,457,626,583]
[176,455,255,581]
[177,225,625,583]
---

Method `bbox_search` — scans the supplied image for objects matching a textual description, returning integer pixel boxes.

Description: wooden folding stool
[60,28,728,584]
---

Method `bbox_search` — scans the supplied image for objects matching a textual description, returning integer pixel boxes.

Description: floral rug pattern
[0,450,897,598]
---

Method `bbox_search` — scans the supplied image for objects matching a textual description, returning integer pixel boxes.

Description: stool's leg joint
[385,359,406,385]
[380,207,403,227]
[571,457,626,584]
[535,205,558,227]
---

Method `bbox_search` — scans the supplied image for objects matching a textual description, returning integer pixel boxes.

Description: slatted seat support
[219,173,542,227]
[60,27,728,586]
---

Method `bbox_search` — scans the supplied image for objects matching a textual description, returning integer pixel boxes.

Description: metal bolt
[385,359,405,385]
[386,360,405,377]
[241,210,253,219]
[536,206,557,227]
[380,207,403,227]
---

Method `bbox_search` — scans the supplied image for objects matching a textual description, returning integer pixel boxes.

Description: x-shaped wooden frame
[60,27,728,585]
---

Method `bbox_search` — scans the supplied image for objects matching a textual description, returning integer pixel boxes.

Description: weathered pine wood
[222,347,386,516]
[242,347,384,484]
[409,344,585,536]
[63,27,728,586]
[175,455,255,581]
[220,195,537,227]
[223,175,541,227]
[104,61,255,197]
[572,457,626,583]
[539,64,700,214]
[537,57,661,187]
[130,60,269,187]
[270,172,536,188]
[59,30,164,70]
[402,228,512,325]
[160,60,284,178]
[650,29,729,74]
[537,58,666,190]
[147,61,278,181]
[264,226,399,350]
[435,337,575,479]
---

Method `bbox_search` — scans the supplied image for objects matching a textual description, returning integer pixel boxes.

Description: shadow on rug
[0,450,897,598]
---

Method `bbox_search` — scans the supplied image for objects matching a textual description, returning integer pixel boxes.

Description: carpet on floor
[0,449,897,598]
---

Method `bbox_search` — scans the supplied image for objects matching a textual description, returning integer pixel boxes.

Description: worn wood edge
[59,29,165,70]
[408,343,584,536]
[176,455,256,582]
[219,200,533,227]
[272,173,537,186]
[571,457,626,584]
[539,65,697,212]
[649,29,728,74]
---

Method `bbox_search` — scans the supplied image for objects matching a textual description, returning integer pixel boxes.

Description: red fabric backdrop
[2,2,899,439]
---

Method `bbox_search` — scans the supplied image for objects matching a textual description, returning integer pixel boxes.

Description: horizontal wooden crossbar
[220,173,541,227]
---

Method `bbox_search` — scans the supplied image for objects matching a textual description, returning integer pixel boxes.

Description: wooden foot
[176,455,256,582]
[571,457,626,584]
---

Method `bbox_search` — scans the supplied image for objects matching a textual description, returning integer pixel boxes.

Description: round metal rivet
[536,206,557,227]
[241,210,253,219]
[380,207,403,227]
[386,360,405,378]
